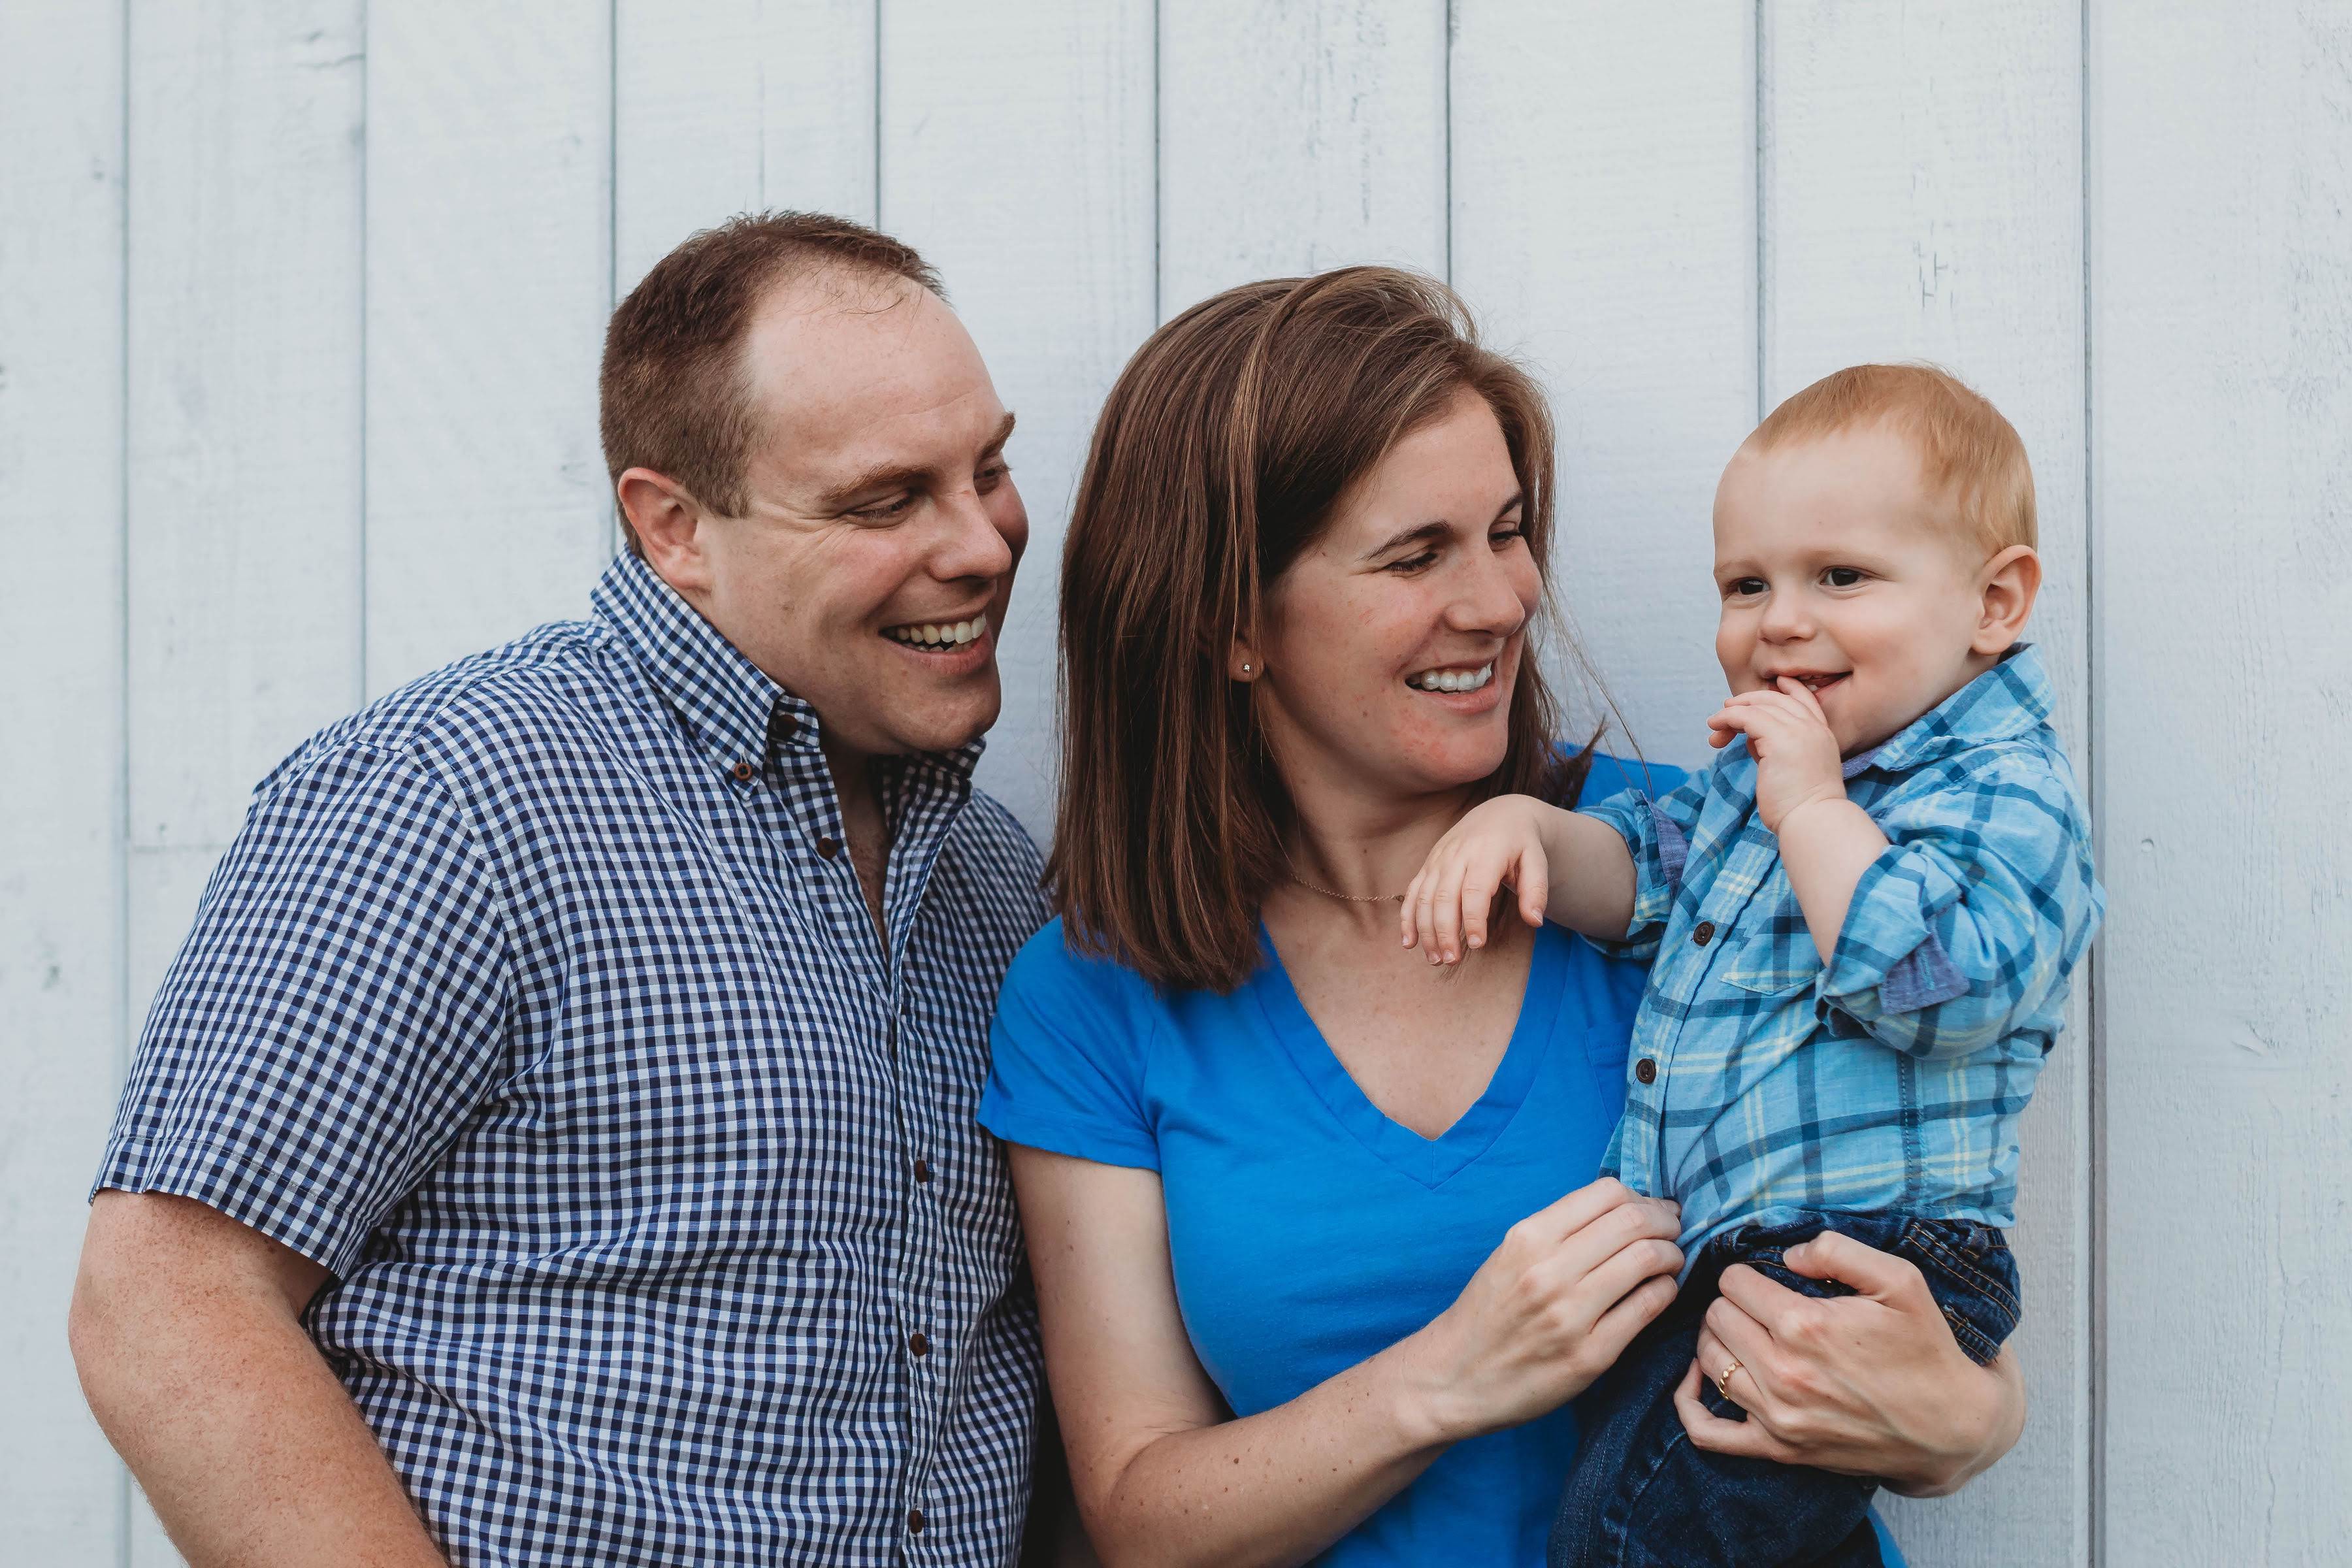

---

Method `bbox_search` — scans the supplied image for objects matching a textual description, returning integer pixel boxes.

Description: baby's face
[1712,424,1999,757]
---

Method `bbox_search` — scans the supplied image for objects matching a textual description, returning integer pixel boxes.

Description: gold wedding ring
[1715,1358,1743,1400]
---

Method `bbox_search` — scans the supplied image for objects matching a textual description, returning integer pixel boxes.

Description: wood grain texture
[1759,7,2093,1562]
[0,0,128,1557]
[613,0,877,294]
[1450,1,1756,773]
[2092,4,2352,1563]
[363,0,614,694]
[1158,0,1446,316]
[122,5,367,1558]
[879,0,1156,835]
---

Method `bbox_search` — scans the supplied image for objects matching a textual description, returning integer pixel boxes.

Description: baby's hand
[1403,795,1561,964]
[1707,678,1847,832]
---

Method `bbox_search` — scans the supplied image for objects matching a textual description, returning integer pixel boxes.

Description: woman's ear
[618,467,718,598]
[1972,544,2042,656]
[1228,640,1262,682]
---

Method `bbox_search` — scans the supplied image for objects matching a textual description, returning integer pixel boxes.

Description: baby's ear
[1973,544,2042,655]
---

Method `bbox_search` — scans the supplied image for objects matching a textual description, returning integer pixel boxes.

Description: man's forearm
[71,1197,448,1567]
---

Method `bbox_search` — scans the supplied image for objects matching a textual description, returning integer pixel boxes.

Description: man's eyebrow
[811,412,1019,512]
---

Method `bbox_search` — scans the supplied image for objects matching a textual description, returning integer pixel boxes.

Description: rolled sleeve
[1577,769,1707,961]
[93,743,513,1275]
[1821,755,2104,1060]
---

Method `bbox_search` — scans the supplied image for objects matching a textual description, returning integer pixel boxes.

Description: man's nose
[932,485,1016,582]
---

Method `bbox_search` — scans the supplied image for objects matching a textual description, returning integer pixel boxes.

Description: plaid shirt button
[1692,921,1716,945]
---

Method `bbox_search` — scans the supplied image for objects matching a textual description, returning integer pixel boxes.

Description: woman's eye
[1823,566,1865,588]
[1388,551,1439,573]
[1490,523,1526,547]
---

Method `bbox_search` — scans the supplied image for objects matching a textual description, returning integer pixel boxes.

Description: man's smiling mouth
[883,617,988,648]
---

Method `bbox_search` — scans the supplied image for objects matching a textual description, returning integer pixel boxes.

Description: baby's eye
[1723,578,1767,599]
[1823,566,1866,588]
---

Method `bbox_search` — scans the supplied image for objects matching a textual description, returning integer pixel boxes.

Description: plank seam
[115,0,134,1558]
[1752,0,1767,421]
[358,0,371,701]
[2080,1,2104,1563]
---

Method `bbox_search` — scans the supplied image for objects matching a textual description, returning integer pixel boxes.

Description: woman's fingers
[1674,1360,1806,1462]
[1552,1191,1683,1283]
[1579,1271,1680,1369]
[1778,1230,1929,1305]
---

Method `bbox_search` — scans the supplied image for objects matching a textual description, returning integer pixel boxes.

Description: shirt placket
[1644,822,1777,1195]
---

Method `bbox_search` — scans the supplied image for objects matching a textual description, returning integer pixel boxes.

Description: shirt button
[816,836,840,860]
[1692,921,1716,947]
[1635,1057,1658,1085]
[907,1509,926,1534]
[773,711,799,742]
[730,760,754,783]
[913,1158,932,1184]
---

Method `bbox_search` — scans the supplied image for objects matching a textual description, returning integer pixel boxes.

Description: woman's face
[1252,388,1541,814]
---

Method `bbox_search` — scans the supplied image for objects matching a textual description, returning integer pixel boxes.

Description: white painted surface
[5,5,2345,1563]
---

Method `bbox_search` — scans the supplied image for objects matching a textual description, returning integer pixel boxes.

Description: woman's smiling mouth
[1405,662,1495,694]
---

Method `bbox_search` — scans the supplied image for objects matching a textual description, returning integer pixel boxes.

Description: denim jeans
[1546,1212,2020,1568]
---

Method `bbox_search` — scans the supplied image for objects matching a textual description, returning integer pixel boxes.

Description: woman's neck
[1279,778,1478,906]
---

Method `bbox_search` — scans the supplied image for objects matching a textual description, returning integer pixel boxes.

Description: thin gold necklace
[1283,868,1407,905]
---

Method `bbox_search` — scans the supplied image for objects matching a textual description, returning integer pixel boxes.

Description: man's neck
[821,736,892,937]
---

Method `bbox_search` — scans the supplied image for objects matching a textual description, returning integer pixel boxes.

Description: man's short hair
[599,212,946,555]
[1750,363,2036,554]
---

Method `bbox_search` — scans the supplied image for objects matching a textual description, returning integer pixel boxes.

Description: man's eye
[977,462,1011,491]
[1823,566,1865,587]
[854,493,917,521]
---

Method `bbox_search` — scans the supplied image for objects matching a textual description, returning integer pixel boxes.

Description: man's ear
[1972,544,2042,656]
[617,468,718,597]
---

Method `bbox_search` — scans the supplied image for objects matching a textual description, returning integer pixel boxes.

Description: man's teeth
[885,619,985,647]
[1407,664,1495,693]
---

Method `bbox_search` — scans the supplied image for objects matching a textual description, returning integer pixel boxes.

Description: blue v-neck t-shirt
[981,758,1680,1567]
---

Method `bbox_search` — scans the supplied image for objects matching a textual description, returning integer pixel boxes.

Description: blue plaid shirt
[95,554,1051,1566]
[1584,645,2103,1258]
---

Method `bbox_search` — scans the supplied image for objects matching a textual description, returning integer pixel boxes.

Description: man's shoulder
[939,783,1051,932]
[257,618,619,802]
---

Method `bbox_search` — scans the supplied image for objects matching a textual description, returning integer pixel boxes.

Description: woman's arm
[1674,1230,2026,1495]
[1013,1149,1682,1568]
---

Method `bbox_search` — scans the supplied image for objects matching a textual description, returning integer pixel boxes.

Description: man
[71,214,1058,1565]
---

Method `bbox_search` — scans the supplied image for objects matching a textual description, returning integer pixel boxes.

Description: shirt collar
[590,553,987,787]
[1842,643,2053,780]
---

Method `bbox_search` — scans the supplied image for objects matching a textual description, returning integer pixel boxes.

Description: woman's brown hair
[1048,266,1597,993]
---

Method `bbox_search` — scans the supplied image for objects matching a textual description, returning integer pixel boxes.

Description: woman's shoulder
[986,917,1166,1168]
[1567,747,1691,808]
[1004,915,1163,1012]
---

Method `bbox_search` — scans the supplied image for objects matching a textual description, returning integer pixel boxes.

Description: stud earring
[1241,662,1252,675]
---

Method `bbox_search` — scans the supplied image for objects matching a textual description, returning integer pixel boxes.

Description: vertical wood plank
[879,0,1156,835]
[0,1,128,1559]
[363,0,614,693]
[2093,5,2352,1563]
[1158,0,1446,316]
[1759,8,2093,1563]
[613,0,877,295]
[1450,1,1756,770]
[125,5,367,1560]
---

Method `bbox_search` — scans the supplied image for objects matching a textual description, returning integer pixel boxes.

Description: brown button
[730,760,754,783]
[773,711,799,741]
[912,1158,932,1184]
[908,1331,930,1358]
[816,836,840,860]
[907,1509,925,1535]
[1692,921,1716,947]
[1635,1057,1658,1085]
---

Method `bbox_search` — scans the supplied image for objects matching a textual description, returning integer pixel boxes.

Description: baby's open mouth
[1776,672,1848,693]
[1406,662,1494,694]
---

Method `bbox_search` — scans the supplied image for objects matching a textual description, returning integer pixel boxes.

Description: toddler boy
[1404,365,2104,1568]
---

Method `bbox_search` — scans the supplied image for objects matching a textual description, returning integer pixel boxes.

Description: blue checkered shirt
[1584,645,2103,1259]
[95,553,1051,1565]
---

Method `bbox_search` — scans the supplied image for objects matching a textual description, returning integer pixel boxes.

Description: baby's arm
[1707,678,1889,964]
[1403,796,1638,962]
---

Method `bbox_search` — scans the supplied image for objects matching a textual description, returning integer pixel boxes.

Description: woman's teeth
[1407,664,1494,694]
[885,618,985,648]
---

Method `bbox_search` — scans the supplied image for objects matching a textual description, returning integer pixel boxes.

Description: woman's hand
[1674,1230,2027,1495]
[1403,1178,1682,1442]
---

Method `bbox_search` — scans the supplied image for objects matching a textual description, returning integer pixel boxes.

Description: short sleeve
[979,921,1161,1171]
[93,743,513,1276]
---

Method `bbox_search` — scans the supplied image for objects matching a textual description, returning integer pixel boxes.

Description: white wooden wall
[3,4,2345,1564]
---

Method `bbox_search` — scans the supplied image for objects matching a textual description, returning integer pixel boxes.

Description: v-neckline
[1249,922,1567,1190]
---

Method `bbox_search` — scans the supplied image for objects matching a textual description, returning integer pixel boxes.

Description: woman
[982,269,2023,1566]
